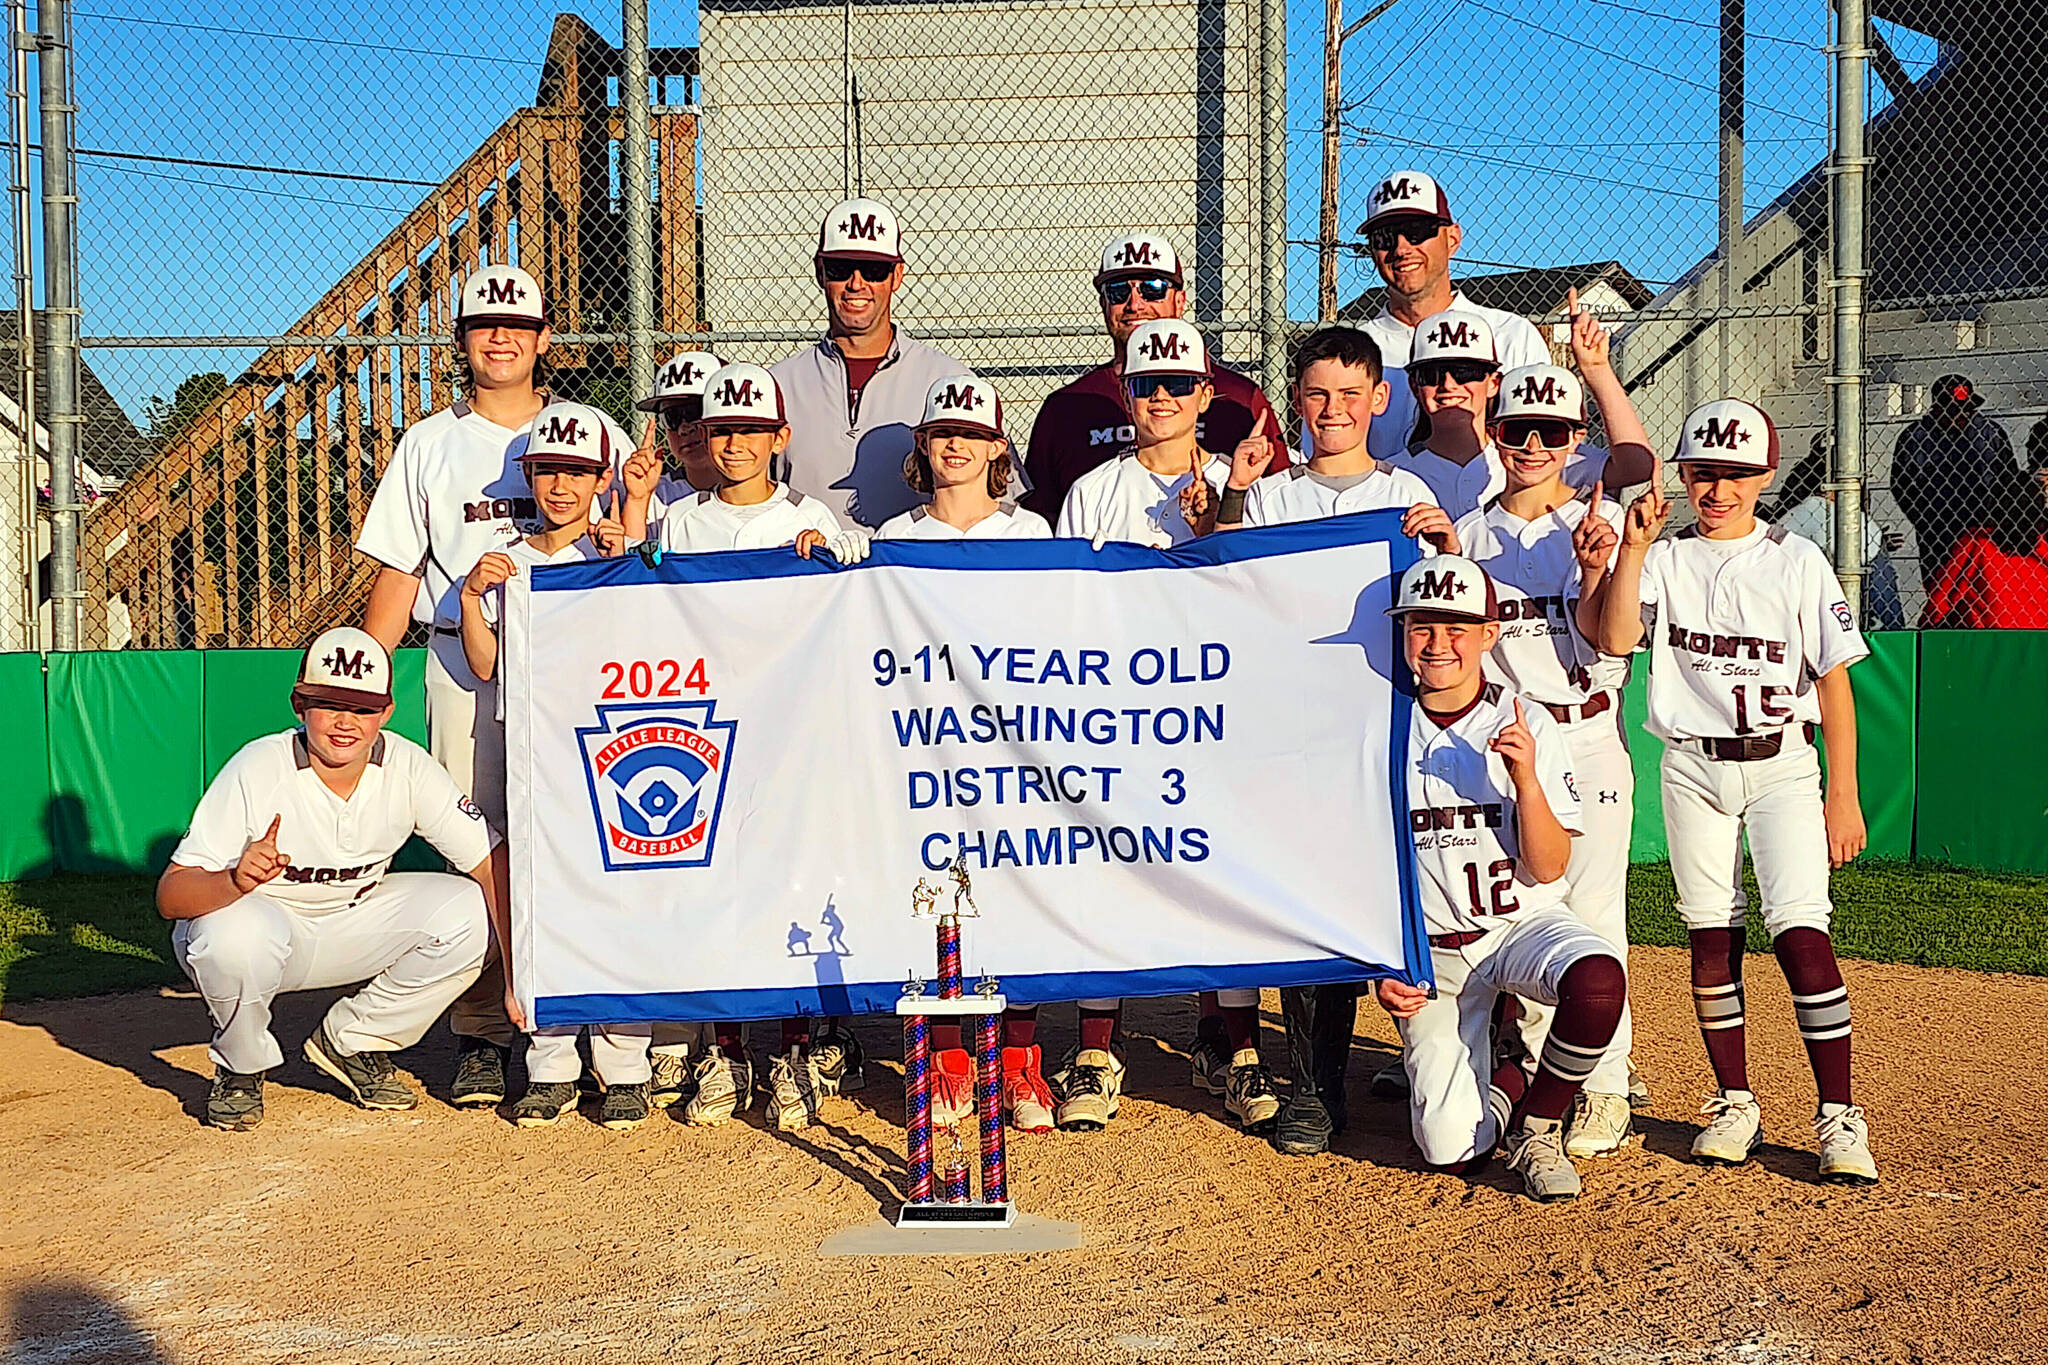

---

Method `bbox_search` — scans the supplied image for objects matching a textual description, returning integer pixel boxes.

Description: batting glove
[823,527,872,567]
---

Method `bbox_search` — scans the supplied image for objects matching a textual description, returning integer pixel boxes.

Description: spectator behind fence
[1772,435,1905,630]
[1920,457,2048,630]
[2026,417,2048,499]
[1890,375,2016,591]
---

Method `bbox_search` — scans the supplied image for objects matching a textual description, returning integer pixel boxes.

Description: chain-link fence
[5,0,2037,652]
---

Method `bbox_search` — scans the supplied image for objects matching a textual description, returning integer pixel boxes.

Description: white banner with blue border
[504,510,1427,1026]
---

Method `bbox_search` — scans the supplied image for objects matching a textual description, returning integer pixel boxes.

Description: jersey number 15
[1731,683,1792,734]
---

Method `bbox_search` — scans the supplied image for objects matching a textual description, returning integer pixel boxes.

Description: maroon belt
[1542,690,1615,725]
[1694,722,1817,762]
[1430,929,1488,949]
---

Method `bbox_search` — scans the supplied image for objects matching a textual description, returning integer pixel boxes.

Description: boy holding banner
[621,362,861,1132]
[1208,325,1458,1156]
[1377,555,1629,1203]
[457,402,654,1130]
[1046,318,1288,1134]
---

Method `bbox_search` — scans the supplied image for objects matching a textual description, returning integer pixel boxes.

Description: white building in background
[0,390,126,652]
[695,0,1269,428]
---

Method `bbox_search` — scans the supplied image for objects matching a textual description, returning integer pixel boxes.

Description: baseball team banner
[503,511,1427,1027]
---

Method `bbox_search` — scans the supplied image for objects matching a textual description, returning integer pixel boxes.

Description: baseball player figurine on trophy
[897,857,1014,1228]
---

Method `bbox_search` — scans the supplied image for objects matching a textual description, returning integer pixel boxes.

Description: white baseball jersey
[876,503,1052,540]
[1356,292,1550,462]
[1056,451,1230,547]
[1242,461,1436,527]
[1455,496,1628,707]
[655,484,841,553]
[171,730,496,917]
[1406,684,1583,939]
[356,401,634,631]
[1394,441,1608,523]
[1638,523,1868,742]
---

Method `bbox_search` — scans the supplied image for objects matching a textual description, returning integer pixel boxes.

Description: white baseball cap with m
[699,362,788,428]
[457,264,546,331]
[293,627,394,711]
[816,197,902,263]
[1096,233,1185,286]
[1407,308,1499,371]
[1123,319,1211,380]
[1386,555,1501,622]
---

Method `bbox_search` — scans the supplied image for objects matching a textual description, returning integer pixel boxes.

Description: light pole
[1319,0,1399,321]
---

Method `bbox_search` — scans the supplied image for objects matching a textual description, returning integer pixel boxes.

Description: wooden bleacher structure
[81,16,700,648]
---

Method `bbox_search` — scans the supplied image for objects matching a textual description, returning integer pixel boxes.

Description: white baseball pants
[1515,713,1636,1097]
[1397,908,1621,1166]
[527,1026,654,1086]
[427,633,520,1047]
[1660,737,1834,936]
[173,873,489,1075]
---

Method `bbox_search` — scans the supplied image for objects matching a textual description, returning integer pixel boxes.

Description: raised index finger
[262,813,282,843]
[1512,697,1526,727]
[1567,285,1580,318]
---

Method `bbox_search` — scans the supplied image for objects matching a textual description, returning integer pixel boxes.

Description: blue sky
[37,0,1939,415]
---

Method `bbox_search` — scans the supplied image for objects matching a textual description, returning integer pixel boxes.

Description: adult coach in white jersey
[771,198,969,529]
[157,629,503,1131]
[353,263,630,1105]
[1351,172,1549,462]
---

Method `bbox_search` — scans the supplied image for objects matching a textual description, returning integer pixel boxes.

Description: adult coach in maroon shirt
[1021,234,1287,522]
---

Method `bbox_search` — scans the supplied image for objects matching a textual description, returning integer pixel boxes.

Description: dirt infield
[2,947,2041,1364]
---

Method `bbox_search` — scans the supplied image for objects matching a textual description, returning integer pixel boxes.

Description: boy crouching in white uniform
[1376,556,1628,1201]
[460,401,652,1128]
[157,628,503,1130]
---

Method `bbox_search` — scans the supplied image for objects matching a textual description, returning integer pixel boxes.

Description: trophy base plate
[820,1211,1082,1257]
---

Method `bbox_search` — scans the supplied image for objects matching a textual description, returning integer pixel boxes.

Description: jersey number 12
[1462,859,1518,918]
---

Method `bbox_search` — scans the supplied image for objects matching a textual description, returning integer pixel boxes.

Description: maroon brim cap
[291,683,389,712]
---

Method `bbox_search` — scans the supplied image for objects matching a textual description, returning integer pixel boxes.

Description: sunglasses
[1497,418,1577,451]
[1367,220,1444,253]
[1409,360,1495,388]
[660,401,703,431]
[1125,374,1206,400]
[819,258,894,284]
[1099,277,1176,306]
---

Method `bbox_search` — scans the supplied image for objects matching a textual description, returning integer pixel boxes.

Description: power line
[83,161,412,215]
[1449,0,1828,128]
[1361,128,1777,211]
[3,140,442,188]
[1575,0,1821,48]
[71,7,544,67]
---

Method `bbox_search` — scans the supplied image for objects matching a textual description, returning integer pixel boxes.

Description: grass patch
[0,875,180,1006]
[1628,859,2048,976]
[2,861,2044,1008]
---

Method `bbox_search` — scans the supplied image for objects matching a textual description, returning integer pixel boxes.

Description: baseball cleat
[1223,1049,1283,1132]
[1814,1104,1879,1186]
[1271,1093,1341,1156]
[449,1037,509,1108]
[1565,1091,1635,1158]
[932,1048,976,1128]
[205,1067,265,1131]
[809,1025,866,1096]
[1189,1034,1231,1097]
[765,1049,821,1132]
[1001,1045,1056,1133]
[682,1046,752,1126]
[1052,1048,1124,1132]
[511,1081,581,1127]
[1369,1057,1410,1100]
[649,1050,693,1108]
[1691,1089,1764,1166]
[600,1081,654,1131]
[304,1025,419,1111]
[1504,1118,1582,1202]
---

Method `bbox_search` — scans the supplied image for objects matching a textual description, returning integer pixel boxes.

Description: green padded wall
[46,652,205,874]
[0,653,53,880]
[1917,631,2048,873]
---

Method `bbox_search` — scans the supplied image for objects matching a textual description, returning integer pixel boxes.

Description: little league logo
[578,701,737,871]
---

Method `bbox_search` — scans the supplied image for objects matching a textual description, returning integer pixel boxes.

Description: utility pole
[1,0,33,650]
[1318,0,1398,321]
